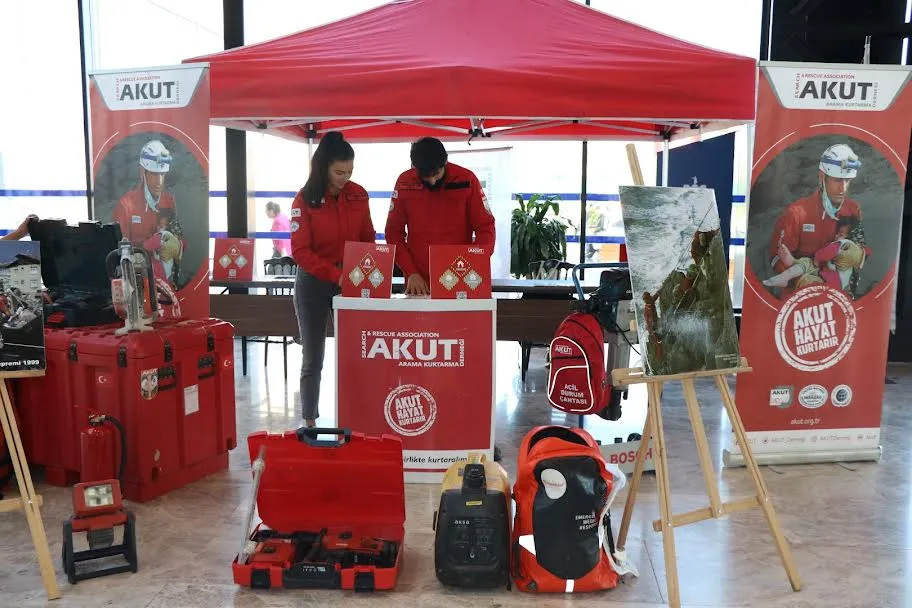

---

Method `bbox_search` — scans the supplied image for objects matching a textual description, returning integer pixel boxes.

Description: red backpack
[548,312,619,418]
[511,426,632,593]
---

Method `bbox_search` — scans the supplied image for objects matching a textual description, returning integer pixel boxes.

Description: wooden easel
[0,373,60,600]
[612,358,801,608]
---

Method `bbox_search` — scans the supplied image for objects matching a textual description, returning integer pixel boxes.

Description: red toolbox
[14,318,236,501]
[233,427,405,592]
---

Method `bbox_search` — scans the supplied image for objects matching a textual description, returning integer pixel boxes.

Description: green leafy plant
[510,193,570,278]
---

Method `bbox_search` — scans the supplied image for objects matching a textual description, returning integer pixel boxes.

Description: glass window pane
[0,1,86,235]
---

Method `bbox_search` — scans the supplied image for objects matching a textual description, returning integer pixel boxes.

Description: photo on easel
[618,185,740,376]
[0,241,45,373]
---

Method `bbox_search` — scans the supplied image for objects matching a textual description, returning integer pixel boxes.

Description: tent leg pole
[307,137,314,162]
[579,140,588,277]
[662,138,670,186]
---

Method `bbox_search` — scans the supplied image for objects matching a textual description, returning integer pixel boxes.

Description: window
[0,2,86,232]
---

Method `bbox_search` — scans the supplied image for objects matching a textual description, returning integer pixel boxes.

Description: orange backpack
[511,425,631,593]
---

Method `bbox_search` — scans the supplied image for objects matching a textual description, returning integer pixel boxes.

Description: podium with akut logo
[332,244,496,483]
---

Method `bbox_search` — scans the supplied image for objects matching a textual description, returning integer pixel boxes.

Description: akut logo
[118,80,178,102]
[798,79,874,101]
[363,331,464,368]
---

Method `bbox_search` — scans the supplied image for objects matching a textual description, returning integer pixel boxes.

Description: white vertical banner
[449,147,514,279]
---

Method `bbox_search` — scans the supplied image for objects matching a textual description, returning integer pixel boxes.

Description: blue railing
[0,189,748,246]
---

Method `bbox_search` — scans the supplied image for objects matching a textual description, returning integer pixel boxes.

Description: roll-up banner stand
[88,63,211,320]
[727,62,912,467]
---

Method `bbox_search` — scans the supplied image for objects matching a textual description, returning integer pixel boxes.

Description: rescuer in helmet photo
[112,139,178,245]
[765,143,867,299]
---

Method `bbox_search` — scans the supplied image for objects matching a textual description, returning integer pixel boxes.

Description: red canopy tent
[185,0,756,144]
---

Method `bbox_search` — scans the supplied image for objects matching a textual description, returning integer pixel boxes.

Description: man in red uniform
[112,139,176,245]
[767,143,864,299]
[385,137,496,295]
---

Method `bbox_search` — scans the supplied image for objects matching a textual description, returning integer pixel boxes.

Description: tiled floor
[2,339,911,607]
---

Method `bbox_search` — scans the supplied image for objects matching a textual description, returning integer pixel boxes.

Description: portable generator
[432,453,511,589]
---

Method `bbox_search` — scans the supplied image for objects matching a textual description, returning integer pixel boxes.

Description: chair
[247,256,297,379]
[519,259,575,381]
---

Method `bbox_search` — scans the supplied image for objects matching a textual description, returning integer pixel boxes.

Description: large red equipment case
[233,427,405,592]
[14,318,236,501]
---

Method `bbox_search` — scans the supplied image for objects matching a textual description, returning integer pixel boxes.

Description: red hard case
[14,319,236,501]
[233,428,405,592]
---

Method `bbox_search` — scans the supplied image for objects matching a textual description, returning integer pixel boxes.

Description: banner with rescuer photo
[89,64,210,320]
[334,298,495,483]
[729,62,912,465]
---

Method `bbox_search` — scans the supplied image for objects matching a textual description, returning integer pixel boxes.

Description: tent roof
[185,0,756,143]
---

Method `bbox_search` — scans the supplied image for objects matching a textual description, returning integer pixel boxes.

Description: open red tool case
[233,427,405,592]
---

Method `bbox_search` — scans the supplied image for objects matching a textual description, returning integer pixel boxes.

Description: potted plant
[510,193,570,278]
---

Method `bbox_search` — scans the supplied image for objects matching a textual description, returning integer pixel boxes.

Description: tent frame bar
[231,116,670,141]
[397,119,473,135]
[490,120,578,137]
[331,120,400,133]
[214,115,746,124]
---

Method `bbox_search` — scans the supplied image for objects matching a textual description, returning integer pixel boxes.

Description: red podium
[333,296,496,483]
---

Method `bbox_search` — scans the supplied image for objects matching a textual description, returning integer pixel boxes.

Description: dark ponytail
[301,131,354,208]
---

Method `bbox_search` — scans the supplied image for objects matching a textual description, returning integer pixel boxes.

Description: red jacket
[290,181,376,284]
[112,183,176,245]
[768,190,861,274]
[384,162,496,282]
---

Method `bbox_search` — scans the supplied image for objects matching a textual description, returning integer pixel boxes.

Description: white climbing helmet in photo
[139,140,172,173]
[819,143,861,179]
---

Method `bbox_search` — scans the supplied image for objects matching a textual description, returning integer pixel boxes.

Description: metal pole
[78,0,93,220]
[579,141,588,276]
[579,0,591,277]
[223,0,249,301]
[759,0,774,61]
[662,138,670,186]
[224,0,247,240]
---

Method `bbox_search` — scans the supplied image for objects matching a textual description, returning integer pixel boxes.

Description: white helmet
[139,140,171,173]
[819,144,860,179]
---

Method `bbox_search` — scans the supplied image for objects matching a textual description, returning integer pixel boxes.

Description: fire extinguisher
[80,415,127,485]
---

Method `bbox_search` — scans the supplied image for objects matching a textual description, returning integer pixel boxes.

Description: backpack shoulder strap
[526,426,589,453]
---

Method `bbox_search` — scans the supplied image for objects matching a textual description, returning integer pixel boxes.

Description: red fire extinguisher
[80,415,126,484]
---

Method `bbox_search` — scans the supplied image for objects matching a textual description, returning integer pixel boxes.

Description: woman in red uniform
[290,131,375,427]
